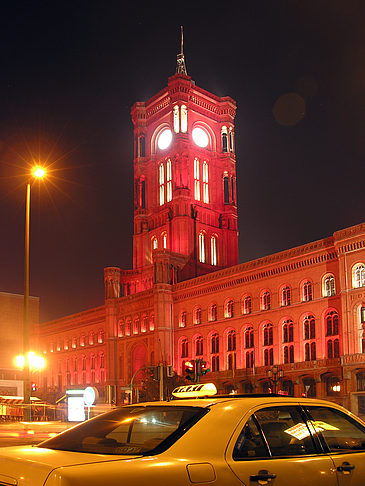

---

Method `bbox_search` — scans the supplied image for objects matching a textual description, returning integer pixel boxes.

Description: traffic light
[148,366,160,381]
[184,360,195,381]
[31,383,37,392]
[200,360,210,375]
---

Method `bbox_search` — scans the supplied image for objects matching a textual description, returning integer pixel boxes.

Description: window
[228,352,236,370]
[323,275,336,297]
[194,157,200,201]
[261,291,271,311]
[244,326,254,348]
[263,323,273,346]
[357,372,365,392]
[327,338,340,358]
[233,416,269,459]
[209,304,217,322]
[180,311,187,328]
[306,406,365,452]
[195,336,203,356]
[242,295,252,315]
[221,126,228,152]
[325,310,339,336]
[149,314,154,331]
[98,329,105,344]
[223,175,229,204]
[245,350,254,368]
[225,300,234,318]
[211,355,220,372]
[80,334,85,347]
[141,315,148,333]
[159,162,164,205]
[162,232,167,249]
[133,318,140,335]
[152,237,158,250]
[353,263,365,288]
[136,135,145,158]
[283,345,294,364]
[281,286,291,306]
[264,348,273,366]
[211,333,219,354]
[304,315,316,340]
[229,128,234,152]
[89,331,94,346]
[166,159,172,202]
[302,280,313,302]
[173,105,179,133]
[198,232,205,263]
[181,338,188,358]
[194,307,202,325]
[230,176,235,204]
[210,235,217,266]
[202,161,209,203]
[227,330,236,351]
[283,319,294,343]
[181,105,187,133]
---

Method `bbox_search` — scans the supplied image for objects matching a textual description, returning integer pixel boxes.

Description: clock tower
[130,34,238,288]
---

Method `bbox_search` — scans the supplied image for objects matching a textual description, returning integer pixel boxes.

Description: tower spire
[176,26,188,75]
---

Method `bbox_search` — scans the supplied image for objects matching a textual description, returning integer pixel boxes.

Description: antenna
[176,26,187,75]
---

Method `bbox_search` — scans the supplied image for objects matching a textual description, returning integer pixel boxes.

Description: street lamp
[267,365,284,394]
[23,165,46,421]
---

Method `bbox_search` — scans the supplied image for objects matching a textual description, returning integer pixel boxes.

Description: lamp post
[23,166,46,421]
[267,365,283,394]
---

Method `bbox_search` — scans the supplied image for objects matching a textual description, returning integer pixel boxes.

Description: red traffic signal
[184,360,195,381]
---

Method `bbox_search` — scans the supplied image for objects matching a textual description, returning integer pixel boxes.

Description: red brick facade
[36,60,365,417]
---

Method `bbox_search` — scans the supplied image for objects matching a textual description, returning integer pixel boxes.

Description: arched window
[195,336,203,356]
[305,342,316,361]
[210,235,217,266]
[181,338,188,358]
[212,355,220,372]
[80,334,85,347]
[133,318,140,335]
[263,322,273,346]
[323,275,336,297]
[152,236,158,250]
[327,339,340,358]
[194,157,200,201]
[283,319,294,343]
[141,315,148,333]
[162,232,167,249]
[202,161,209,203]
[229,127,234,152]
[209,304,217,322]
[246,351,254,368]
[221,126,228,152]
[304,315,316,340]
[244,326,254,349]
[283,345,294,364]
[302,280,313,302]
[98,329,105,344]
[159,162,165,205]
[173,105,179,133]
[325,310,339,336]
[228,352,236,370]
[281,286,291,306]
[89,331,94,346]
[149,314,154,331]
[180,311,187,328]
[137,176,146,209]
[211,332,219,354]
[353,263,365,288]
[181,105,188,133]
[261,291,271,311]
[225,300,234,318]
[166,159,172,202]
[194,307,202,325]
[125,320,131,336]
[242,295,252,315]
[227,329,236,351]
[138,135,145,157]
[264,348,273,366]
[199,232,206,263]
[223,175,229,204]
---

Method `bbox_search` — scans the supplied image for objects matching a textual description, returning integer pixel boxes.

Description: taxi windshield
[39,405,207,455]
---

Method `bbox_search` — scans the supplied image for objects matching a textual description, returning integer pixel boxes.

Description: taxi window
[233,415,269,460]
[39,406,207,455]
[306,406,365,453]
[254,406,317,457]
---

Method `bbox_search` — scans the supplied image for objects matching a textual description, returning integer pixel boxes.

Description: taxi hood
[0,445,140,486]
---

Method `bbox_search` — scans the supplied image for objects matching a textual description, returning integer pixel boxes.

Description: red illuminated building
[36,41,365,416]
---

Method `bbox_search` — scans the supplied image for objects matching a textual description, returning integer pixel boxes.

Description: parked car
[0,384,365,485]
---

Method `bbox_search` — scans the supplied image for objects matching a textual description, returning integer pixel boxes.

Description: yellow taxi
[0,384,365,486]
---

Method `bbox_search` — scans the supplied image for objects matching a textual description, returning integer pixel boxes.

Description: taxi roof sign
[172,383,217,399]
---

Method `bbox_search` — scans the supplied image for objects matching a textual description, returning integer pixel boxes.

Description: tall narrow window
[323,275,336,297]
[166,159,172,202]
[325,310,339,336]
[181,339,188,358]
[202,161,209,203]
[283,319,294,343]
[242,296,252,315]
[181,105,188,133]
[261,291,271,311]
[229,128,234,152]
[195,336,203,356]
[209,303,217,321]
[302,280,312,301]
[230,176,235,204]
[159,162,165,205]
[353,264,365,288]
[227,330,236,351]
[225,300,234,318]
[263,323,273,346]
[180,311,187,328]
[152,237,158,250]
[221,126,228,152]
[223,175,229,204]
[211,235,217,266]
[199,232,205,263]
[194,158,200,201]
[245,326,254,348]
[139,135,145,157]
[162,232,167,249]
[282,286,291,306]
[173,105,180,133]
[211,333,219,353]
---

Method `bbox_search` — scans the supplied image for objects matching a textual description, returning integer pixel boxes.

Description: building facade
[36,48,365,416]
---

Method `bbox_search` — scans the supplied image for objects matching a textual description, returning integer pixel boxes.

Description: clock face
[192,127,209,148]
[157,129,172,150]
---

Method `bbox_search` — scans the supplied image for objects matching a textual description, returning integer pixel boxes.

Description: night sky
[0,2,364,322]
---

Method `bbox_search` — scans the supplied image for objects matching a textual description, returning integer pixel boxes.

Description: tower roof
[176,26,188,76]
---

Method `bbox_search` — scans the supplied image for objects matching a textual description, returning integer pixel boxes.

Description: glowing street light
[23,165,46,421]
[16,352,46,371]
